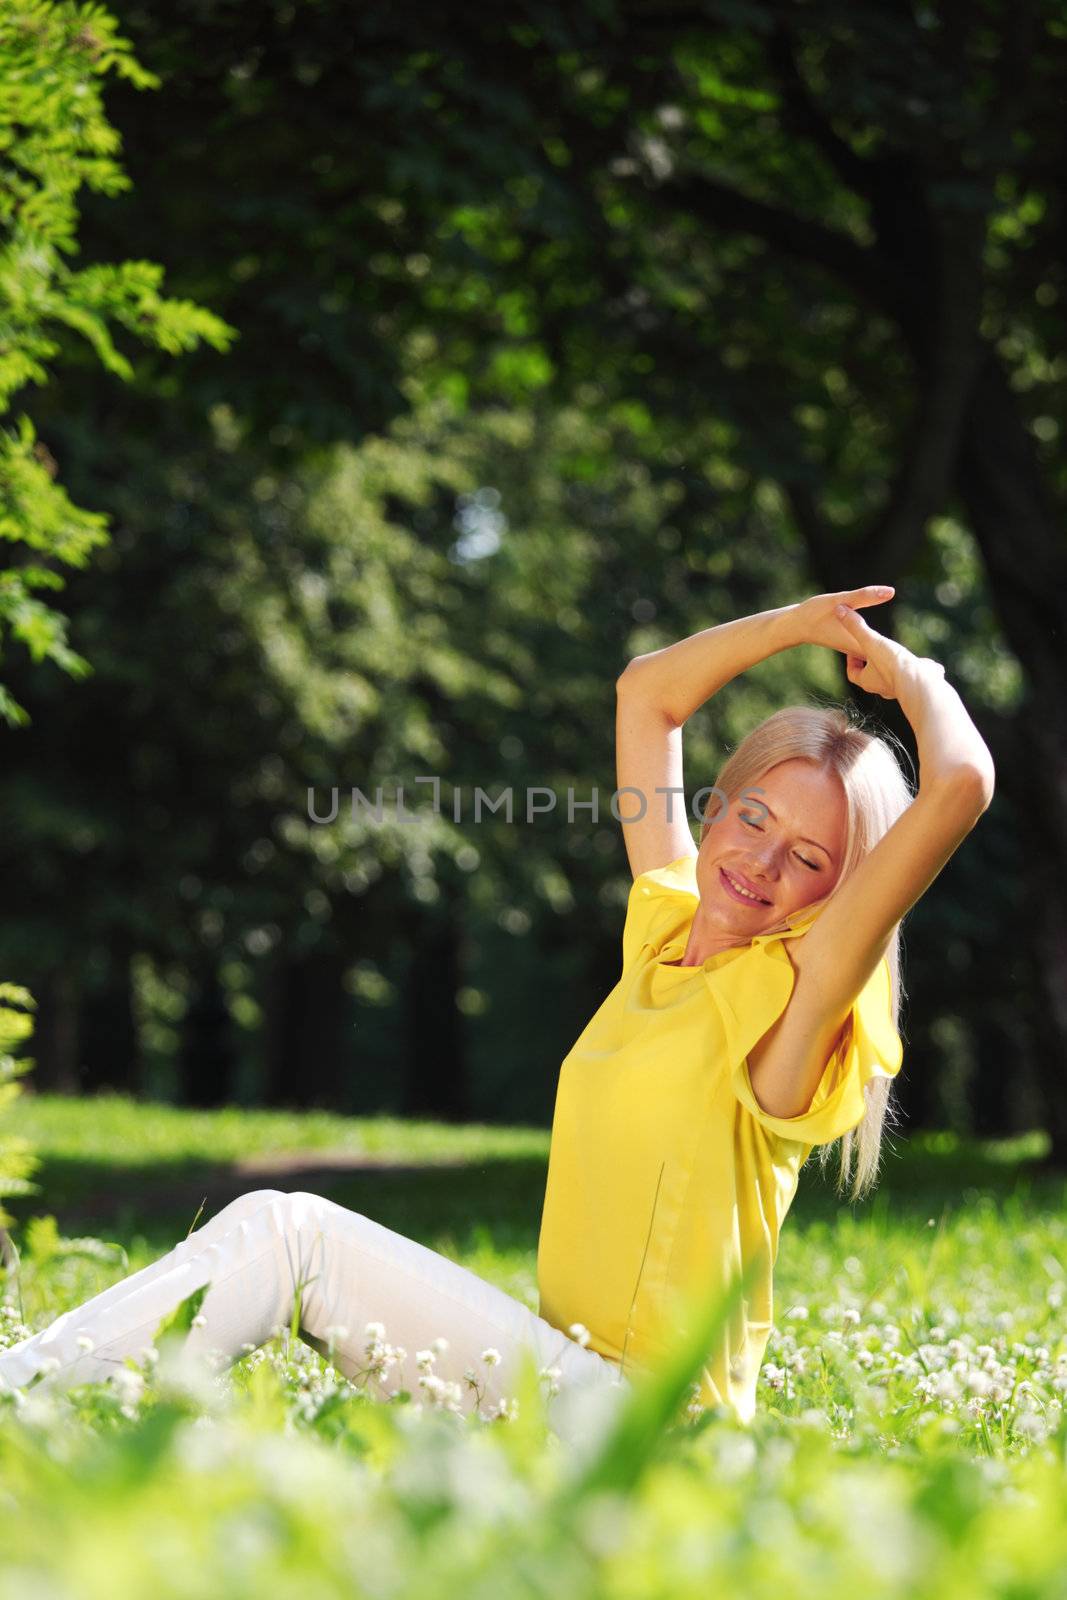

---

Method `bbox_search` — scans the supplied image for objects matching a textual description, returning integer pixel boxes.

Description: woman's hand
[786,585,906,699]
[833,605,907,699]
[787,585,944,702]
[790,585,896,654]
[834,604,949,703]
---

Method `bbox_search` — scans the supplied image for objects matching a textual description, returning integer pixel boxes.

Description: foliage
[0,0,1036,1127]
[0,0,235,725]
[0,985,39,1230]
[1,1102,1067,1595]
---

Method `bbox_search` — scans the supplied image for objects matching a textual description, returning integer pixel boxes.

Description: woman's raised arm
[773,609,996,1111]
[614,587,897,880]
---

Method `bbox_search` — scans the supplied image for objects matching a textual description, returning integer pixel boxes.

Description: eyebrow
[758,803,834,861]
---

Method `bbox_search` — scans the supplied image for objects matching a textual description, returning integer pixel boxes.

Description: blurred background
[1,0,1062,1161]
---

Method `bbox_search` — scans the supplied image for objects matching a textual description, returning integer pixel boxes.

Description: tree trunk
[260,945,352,1110]
[969,1008,1013,1140]
[26,968,81,1095]
[403,883,469,1122]
[80,947,140,1096]
[180,959,237,1109]
[953,352,1067,1167]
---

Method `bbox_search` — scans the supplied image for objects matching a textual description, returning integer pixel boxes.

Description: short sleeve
[710,941,904,1148]
[621,854,699,971]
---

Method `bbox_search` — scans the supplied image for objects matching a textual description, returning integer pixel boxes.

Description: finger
[835,604,879,634]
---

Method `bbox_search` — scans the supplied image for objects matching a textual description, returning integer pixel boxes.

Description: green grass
[2,1096,1066,1598]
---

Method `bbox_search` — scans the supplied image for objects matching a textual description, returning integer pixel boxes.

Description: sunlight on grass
[2,1099,1066,1595]
[7,1092,551,1166]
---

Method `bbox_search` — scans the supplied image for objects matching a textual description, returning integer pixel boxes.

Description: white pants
[0,1190,628,1436]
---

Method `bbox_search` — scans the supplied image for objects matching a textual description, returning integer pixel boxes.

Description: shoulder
[628,851,700,904]
[621,852,699,970]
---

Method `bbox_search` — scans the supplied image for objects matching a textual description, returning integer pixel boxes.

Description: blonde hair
[699,702,915,1203]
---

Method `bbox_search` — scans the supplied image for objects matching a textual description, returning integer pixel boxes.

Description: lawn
[1,1095,1066,1598]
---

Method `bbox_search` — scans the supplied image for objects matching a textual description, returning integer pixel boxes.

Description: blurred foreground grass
[1,1096,1066,1598]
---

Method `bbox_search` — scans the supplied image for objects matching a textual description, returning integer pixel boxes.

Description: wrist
[894,653,946,714]
[764,602,806,653]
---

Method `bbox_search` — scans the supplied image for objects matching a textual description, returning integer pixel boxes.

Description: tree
[0,0,233,1125]
[4,0,1050,1143]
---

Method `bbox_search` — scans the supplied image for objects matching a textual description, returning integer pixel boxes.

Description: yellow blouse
[536,852,904,1422]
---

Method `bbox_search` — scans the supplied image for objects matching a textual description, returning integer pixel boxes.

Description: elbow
[961,760,996,813]
[932,762,996,819]
[616,656,648,691]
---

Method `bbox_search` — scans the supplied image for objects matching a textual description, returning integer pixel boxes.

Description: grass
[1,1095,1066,1597]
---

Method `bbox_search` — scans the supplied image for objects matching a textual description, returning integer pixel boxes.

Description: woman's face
[695,759,847,934]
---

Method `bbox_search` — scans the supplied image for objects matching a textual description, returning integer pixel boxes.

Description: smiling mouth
[720,867,771,906]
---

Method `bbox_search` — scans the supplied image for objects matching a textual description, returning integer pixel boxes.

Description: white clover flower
[112,1368,145,1402]
[483,1396,518,1423]
[568,1323,591,1348]
[480,1348,502,1367]
[431,1336,449,1356]
[364,1321,386,1343]
[786,1305,809,1320]
[191,1315,207,1329]
[930,1370,960,1402]
[415,1349,436,1371]
[1015,1408,1046,1441]
[323,1325,349,1344]
[75,1334,95,1353]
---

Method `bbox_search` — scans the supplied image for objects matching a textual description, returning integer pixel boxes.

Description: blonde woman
[0,586,994,1431]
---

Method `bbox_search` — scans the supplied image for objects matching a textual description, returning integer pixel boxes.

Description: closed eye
[741,815,820,872]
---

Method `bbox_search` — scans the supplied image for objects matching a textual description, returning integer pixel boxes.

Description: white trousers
[0,1189,628,1435]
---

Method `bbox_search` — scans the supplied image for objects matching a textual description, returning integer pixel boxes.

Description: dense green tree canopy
[0,0,233,724]
[0,0,1058,1154]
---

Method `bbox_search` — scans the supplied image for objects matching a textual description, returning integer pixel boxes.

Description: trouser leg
[0,1188,292,1392]
[0,1190,629,1436]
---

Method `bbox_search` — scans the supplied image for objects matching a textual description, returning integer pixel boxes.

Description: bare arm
[616,603,800,728]
[615,586,897,880]
[831,602,996,791]
[746,606,995,1118]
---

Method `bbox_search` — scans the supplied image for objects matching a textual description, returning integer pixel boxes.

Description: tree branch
[766,24,872,197]
[658,170,903,319]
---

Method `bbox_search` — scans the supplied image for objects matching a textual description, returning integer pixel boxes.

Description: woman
[0,586,994,1433]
